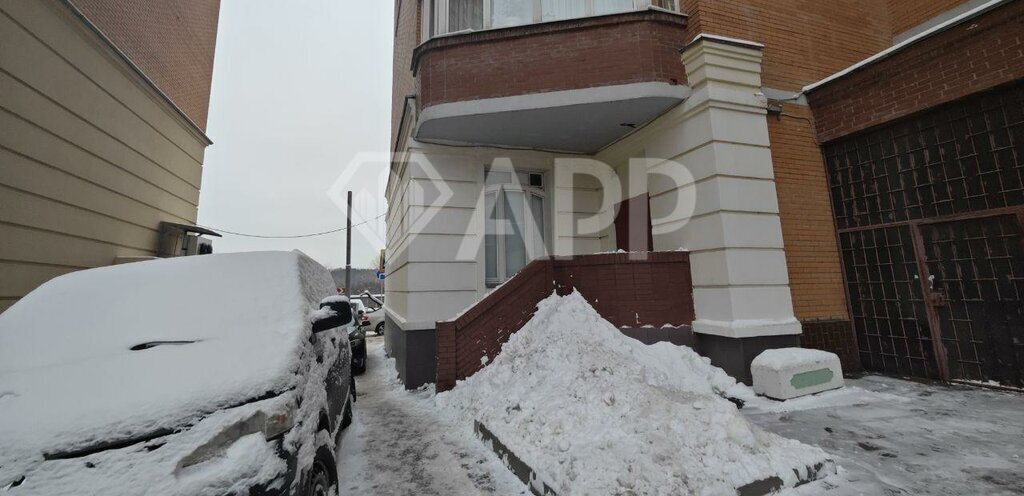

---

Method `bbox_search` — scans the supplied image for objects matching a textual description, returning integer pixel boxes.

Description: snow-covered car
[0,251,355,496]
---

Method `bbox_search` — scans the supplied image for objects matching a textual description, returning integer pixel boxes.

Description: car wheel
[352,343,367,375]
[303,451,336,496]
[375,322,385,335]
[341,392,353,430]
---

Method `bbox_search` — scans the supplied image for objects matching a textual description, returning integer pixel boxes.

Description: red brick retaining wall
[436,252,694,392]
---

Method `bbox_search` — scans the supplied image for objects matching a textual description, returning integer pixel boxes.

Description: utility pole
[345,190,352,295]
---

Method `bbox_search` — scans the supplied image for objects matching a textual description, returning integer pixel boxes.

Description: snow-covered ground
[746,376,1024,496]
[339,294,1024,496]
[335,337,528,495]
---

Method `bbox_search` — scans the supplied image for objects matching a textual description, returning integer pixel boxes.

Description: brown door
[915,213,1024,387]
[614,194,653,252]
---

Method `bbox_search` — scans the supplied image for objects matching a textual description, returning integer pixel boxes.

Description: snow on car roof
[0,251,335,460]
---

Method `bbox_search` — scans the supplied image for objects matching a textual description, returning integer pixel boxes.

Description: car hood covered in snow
[0,251,335,471]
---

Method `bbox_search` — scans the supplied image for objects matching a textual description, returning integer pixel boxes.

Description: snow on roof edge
[683,33,764,53]
[802,0,1009,94]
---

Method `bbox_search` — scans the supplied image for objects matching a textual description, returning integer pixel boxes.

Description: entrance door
[614,194,653,252]
[916,213,1024,387]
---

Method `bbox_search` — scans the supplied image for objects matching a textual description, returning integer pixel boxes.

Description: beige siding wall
[0,0,210,313]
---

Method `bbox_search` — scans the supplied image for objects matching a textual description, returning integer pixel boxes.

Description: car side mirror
[312,298,353,333]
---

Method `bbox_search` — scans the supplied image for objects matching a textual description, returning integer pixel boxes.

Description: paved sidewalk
[336,337,1023,495]
[746,375,1024,495]
[335,336,527,496]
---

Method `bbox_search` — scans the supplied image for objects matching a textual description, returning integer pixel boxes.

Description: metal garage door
[824,81,1024,387]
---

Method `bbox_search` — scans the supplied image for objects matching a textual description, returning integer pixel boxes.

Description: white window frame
[484,169,547,287]
[423,0,679,40]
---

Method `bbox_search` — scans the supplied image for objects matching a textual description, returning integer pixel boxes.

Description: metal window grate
[839,226,940,379]
[920,215,1024,386]
[825,82,1024,230]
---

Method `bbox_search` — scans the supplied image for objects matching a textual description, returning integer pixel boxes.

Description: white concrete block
[752,348,845,400]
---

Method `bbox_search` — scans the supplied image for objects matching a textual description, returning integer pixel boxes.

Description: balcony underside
[416,82,689,154]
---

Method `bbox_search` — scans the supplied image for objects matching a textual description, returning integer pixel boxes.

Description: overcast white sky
[198,0,394,270]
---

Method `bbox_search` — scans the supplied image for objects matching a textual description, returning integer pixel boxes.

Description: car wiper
[129,340,199,351]
[43,429,175,461]
[41,387,294,461]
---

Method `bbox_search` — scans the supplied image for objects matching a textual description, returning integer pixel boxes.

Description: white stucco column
[651,35,801,339]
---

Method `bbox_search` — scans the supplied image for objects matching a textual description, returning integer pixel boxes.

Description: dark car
[349,300,369,375]
[0,251,354,496]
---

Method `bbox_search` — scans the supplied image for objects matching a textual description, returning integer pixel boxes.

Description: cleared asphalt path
[335,336,528,496]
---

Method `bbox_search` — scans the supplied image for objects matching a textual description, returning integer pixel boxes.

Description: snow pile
[437,291,831,495]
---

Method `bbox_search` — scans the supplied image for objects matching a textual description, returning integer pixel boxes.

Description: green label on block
[791,368,834,389]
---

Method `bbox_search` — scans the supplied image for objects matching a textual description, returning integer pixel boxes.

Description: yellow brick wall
[767,105,848,321]
[683,0,892,91]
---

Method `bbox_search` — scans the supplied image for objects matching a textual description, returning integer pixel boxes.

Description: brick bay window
[423,0,681,38]
[484,169,547,287]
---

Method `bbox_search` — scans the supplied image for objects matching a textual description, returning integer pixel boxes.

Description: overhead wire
[196,213,386,239]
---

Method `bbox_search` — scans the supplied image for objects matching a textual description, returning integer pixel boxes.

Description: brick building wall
[808,0,1024,143]
[69,0,220,129]
[414,11,688,109]
[392,1,996,359]
[888,0,973,38]
[391,0,419,150]
[682,0,892,91]
[766,105,848,322]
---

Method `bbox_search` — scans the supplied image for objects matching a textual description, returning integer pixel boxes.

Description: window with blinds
[424,0,680,40]
[448,0,484,31]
